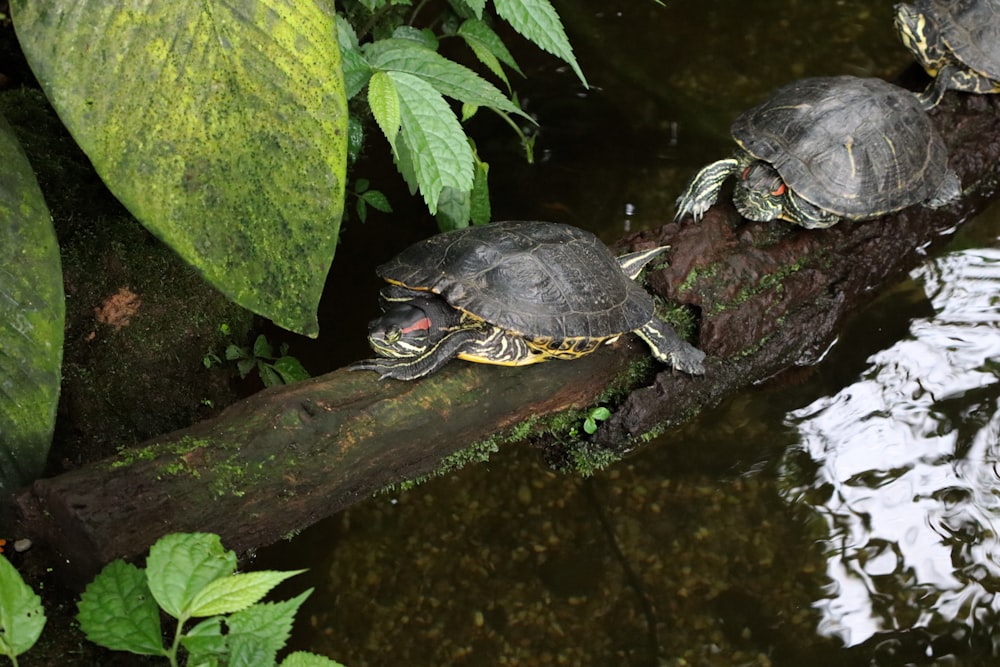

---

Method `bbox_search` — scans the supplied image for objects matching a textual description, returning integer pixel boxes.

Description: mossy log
[13,92,1000,582]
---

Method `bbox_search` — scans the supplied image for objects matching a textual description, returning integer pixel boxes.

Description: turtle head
[367,297,458,359]
[732,162,787,222]
[894,3,944,73]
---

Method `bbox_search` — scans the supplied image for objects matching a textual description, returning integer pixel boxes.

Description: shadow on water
[255,1,1000,665]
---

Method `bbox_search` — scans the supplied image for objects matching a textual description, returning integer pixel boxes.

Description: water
[259,1,1000,664]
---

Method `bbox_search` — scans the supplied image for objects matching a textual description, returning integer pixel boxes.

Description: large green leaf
[0,112,63,491]
[11,0,348,337]
[76,560,164,656]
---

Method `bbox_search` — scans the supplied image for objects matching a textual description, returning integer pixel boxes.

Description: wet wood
[13,92,1000,581]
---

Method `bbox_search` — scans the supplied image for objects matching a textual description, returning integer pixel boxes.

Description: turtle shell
[376,221,654,340]
[732,76,951,219]
[927,0,1000,79]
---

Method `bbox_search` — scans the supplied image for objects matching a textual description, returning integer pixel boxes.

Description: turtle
[350,220,706,381]
[895,0,1000,109]
[674,75,961,229]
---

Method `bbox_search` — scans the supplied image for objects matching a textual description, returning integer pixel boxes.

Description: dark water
[259,2,1000,665]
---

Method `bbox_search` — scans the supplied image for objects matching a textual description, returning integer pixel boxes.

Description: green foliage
[222,335,311,388]
[11,0,348,337]
[0,554,46,666]
[339,0,584,227]
[583,406,612,435]
[77,532,344,667]
[0,113,63,493]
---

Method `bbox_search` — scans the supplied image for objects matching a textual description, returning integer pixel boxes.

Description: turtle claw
[674,157,741,222]
[669,347,706,376]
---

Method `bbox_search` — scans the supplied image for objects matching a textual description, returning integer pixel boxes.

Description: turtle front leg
[634,319,706,375]
[350,328,488,380]
[674,157,741,221]
[916,64,957,110]
[925,169,962,209]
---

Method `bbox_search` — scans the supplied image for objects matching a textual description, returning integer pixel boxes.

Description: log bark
[13,92,1000,582]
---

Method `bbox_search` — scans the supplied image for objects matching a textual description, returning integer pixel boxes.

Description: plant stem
[166,616,187,667]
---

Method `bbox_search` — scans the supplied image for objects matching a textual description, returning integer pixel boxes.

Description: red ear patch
[401,317,432,334]
[771,182,787,196]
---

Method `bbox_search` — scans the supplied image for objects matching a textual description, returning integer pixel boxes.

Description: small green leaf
[188,570,306,618]
[76,560,163,656]
[391,71,474,212]
[368,71,401,155]
[225,344,247,361]
[281,651,349,667]
[227,590,312,667]
[591,407,611,421]
[146,533,237,620]
[457,18,523,87]
[252,334,274,360]
[583,417,598,435]
[0,554,45,659]
[273,356,311,384]
[180,616,228,657]
[493,0,587,86]
[359,189,393,213]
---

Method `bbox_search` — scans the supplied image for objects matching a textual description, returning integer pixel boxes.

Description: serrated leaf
[227,590,312,667]
[0,554,45,658]
[181,616,228,657]
[336,15,372,101]
[76,560,163,656]
[273,356,310,383]
[493,0,587,86]
[188,570,306,618]
[458,19,523,86]
[12,0,348,337]
[365,38,529,119]
[391,71,474,212]
[281,651,348,667]
[146,533,237,620]
[0,113,63,491]
[368,71,401,155]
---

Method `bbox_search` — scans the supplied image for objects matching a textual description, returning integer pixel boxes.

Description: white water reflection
[782,246,1000,649]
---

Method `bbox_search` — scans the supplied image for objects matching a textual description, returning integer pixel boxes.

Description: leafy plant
[0,554,46,666]
[340,0,585,230]
[583,406,612,435]
[217,334,311,388]
[77,532,344,667]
